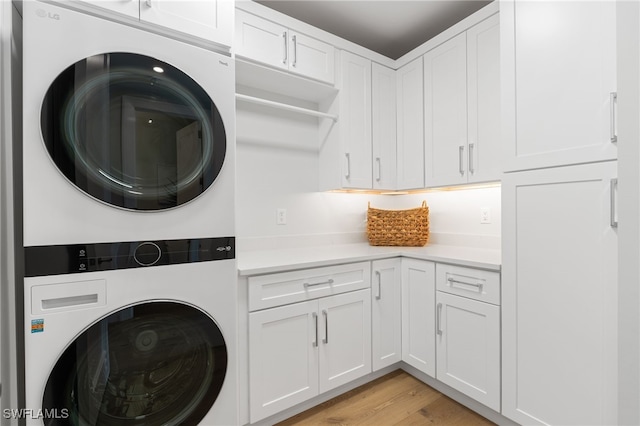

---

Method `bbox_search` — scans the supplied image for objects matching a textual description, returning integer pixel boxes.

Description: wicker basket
[366,201,429,247]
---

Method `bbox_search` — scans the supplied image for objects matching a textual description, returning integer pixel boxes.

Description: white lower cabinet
[248,265,372,422]
[401,259,436,377]
[372,258,402,371]
[435,264,501,412]
[502,161,618,425]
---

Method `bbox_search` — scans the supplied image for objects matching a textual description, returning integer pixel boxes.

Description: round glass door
[42,302,228,426]
[41,53,227,211]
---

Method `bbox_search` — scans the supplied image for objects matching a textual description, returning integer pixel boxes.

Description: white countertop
[237,242,501,276]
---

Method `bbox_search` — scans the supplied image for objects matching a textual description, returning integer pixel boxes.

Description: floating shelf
[236,93,339,122]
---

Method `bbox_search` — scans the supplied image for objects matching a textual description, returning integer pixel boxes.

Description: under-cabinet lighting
[327,182,501,195]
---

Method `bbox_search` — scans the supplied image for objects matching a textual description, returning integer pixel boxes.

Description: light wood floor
[276,370,496,426]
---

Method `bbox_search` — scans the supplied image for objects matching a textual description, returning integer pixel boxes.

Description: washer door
[42,302,227,426]
[41,53,226,211]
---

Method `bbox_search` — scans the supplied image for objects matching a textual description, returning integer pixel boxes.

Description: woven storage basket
[366,201,429,247]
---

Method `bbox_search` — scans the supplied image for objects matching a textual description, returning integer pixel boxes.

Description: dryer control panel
[24,237,235,277]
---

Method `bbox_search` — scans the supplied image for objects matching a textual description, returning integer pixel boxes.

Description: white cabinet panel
[319,289,372,393]
[372,259,402,371]
[290,32,335,84]
[502,161,618,425]
[425,15,500,187]
[436,291,500,411]
[396,57,425,190]
[467,13,501,183]
[235,9,288,72]
[339,51,372,189]
[401,258,436,377]
[424,32,467,187]
[140,0,233,46]
[235,9,334,84]
[502,1,617,171]
[372,63,397,190]
[249,300,319,421]
[248,263,372,423]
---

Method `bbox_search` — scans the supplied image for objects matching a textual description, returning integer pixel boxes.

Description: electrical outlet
[480,207,491,224]
[276,208,287,225]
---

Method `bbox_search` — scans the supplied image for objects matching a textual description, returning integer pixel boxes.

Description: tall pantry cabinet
[500,1,618,425]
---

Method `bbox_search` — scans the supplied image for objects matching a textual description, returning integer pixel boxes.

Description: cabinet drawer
[249,262,371,311]
[436,264,500,305]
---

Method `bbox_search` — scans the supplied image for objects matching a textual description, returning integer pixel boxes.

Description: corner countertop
[237,242,501,276]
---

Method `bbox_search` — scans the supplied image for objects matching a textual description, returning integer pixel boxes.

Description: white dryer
[24,253,238,426]
[22,1,235,246]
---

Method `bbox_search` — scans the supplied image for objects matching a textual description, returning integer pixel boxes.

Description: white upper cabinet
[424,32,468,187]
[396,58,425,190]
[140,0,233,45]
[466,14,501,183]
[425,14,500,188]
[502,0,617,171]
[372,63,397,190]
[72,0,234,46]
[235,9,335,84]
[339,51,373,189]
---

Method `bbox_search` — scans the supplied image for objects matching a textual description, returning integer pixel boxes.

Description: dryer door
[42,302,227,425]
[41,53,227,211]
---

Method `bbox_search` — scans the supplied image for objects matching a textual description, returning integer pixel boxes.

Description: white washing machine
[20,2,239,425]
[22,1,235,246]
[24,257,238,426]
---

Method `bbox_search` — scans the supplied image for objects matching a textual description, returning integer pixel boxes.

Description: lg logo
[35,9,60,20]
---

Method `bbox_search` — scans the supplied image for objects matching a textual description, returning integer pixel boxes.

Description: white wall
[236,104,501,249]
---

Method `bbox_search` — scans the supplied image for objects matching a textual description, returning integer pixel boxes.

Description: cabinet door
[436,292,500,411]
[424,33,468,187]
[372,259,402,371]
[401,259,436,377]
[467,14,501,184]
[502,1,617,171]
[289,32,335,84]
[79,0,139,18]
[235,9,288,72]
[140,0,233,45]
[339,51,372,189]
[396,57,425,190]
[249,300,319,422]
[318,289,372,393]
[372,63,397,190]
[502,161,618,425]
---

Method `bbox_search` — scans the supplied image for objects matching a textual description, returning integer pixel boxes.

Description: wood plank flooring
[276,370,495,426]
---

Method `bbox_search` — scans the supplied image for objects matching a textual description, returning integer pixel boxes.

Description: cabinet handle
[375,157,381,182]
[145,0,152,7]
[436,303,443,336]
[611,178,618,228]
[468,143,475,174]
[447,277,483,292]
[292,35,298,67]
[610,92,618,143]
[458,146,465,176]
[303,278,334,288]
[282,32,288,65]
[345,153,351,179]
[375,270,381,300]
[322,309,328,344]
[312,312,318,347]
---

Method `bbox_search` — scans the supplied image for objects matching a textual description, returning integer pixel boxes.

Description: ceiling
[255,0,492,60]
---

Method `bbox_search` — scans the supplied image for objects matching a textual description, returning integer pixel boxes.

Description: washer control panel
[25,237,235,277]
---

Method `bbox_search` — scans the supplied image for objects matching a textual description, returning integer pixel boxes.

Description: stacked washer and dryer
[21,2,237,425]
